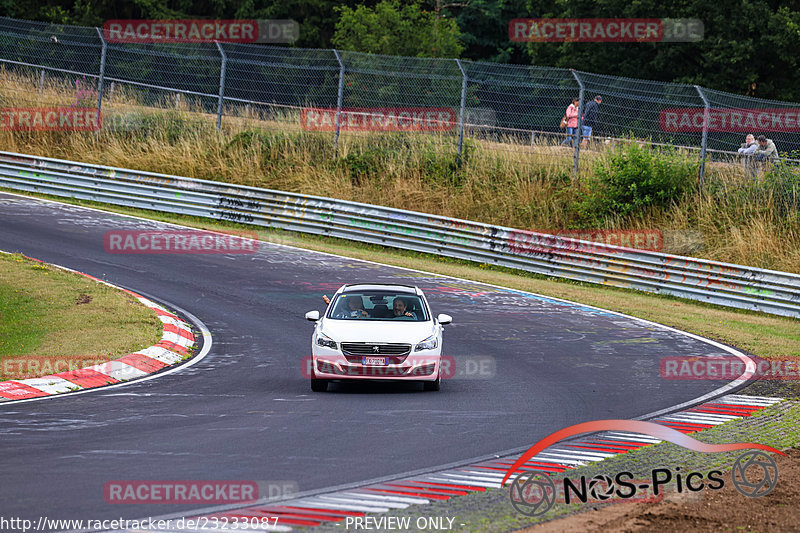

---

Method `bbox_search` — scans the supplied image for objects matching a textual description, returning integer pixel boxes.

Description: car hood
[320,319,436,344]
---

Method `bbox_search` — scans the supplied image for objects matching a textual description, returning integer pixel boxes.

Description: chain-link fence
[1,15,799,180]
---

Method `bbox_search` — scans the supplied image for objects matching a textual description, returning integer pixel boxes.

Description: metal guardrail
[1,149,799,319]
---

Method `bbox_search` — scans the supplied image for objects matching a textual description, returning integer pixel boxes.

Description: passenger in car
[392,297,417,318]
[334,295,369,318]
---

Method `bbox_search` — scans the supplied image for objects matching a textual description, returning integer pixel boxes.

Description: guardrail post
[95,27,107,130]
[570,69,585,178]
[108,81,115,104]
[332,49,345,152]
[455,59,468,162]
[695,85,710,187]
[38,69,45,95]
[215,41,227,131]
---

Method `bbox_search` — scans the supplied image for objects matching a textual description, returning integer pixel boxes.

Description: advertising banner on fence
[660,107,800,132]
[301,107,457,132]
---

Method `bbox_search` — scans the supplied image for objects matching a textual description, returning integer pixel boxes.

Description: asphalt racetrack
[0,193,741,523]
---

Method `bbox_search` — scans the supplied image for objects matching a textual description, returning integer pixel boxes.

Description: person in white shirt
[737,134,758,178]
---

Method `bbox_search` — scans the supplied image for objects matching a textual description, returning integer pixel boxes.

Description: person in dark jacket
[581,95,602,148]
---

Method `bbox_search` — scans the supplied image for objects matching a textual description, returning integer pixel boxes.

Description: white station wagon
[305,283,452,392]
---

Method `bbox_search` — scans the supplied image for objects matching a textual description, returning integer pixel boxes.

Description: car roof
[340,283,419,294]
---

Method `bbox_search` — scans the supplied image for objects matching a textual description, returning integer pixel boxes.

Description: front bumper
[311,350,441,381]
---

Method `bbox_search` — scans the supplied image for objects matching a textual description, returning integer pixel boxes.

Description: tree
[521,0,800,101]
[332,0,464,57]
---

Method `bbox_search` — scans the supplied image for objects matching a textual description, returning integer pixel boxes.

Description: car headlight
[415,334,438,351]
[316,332,338,350]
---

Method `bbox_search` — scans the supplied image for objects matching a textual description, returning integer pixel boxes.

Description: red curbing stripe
[708,402,765,410]
[384,483,469,496]
[0,381,51,400]
[51,368,120,388]
[690,406,754,415]
[658,425,696,434]
[657,419,716,429]
[116,353,169,373]
[409,481,487,492]
[363,488,449,500]
[487,462,567,473]
[120,288,142,298]
[209,513,321,527]
[283,506,365,516]
[163,323,194,341]
[572,441,642,450]
[155,340,190,355]
[495,460,571,471]
[152,307,180,320]
[690,409,749,417]
[262,508,348,522]
[236,508,347,522]
[594,439,649,449]
[566,444,629,454]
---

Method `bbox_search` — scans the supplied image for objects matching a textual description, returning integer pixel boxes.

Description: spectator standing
[753,135,779,174]
[737,134,758,178]
[561,98,580,146]
[581,95,602,148]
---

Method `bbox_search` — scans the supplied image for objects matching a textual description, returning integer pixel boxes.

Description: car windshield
[327,291,428,321]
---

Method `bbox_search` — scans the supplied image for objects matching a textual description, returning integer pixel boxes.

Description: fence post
[455,59,468,161]
[332,49,345,152]
[215,41,227,131]
[570,69,585,178]
[108,81,115,104]
[694,85,710,187]
[95,27,107,130]
[38,69,45,95]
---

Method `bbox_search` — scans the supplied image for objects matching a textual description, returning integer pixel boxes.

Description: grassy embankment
[0,253,162,381]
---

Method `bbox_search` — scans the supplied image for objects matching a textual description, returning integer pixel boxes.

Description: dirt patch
[520,448,800,533]
[75,293,92,305]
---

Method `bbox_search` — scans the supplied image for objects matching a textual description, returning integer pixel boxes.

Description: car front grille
[341,343,412,356]
[340,342,412,364]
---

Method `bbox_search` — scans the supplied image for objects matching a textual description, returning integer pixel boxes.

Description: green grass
[0,253,163,380]
[2,68,799,274]
[0,278,48,357]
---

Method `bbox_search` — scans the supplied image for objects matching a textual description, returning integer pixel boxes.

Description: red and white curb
[127,394,782,532]
[0,257,195,402]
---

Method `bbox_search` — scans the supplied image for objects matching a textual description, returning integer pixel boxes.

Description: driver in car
[332,295,369,318]
[392,298,416,319]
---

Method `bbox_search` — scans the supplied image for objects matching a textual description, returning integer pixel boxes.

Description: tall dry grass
[1,68,798,273]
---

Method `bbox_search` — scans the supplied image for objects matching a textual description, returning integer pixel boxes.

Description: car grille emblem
[373,345,380,353]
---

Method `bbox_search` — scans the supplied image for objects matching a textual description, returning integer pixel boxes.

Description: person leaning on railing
[737,133,759,178]
[752,135,779,174]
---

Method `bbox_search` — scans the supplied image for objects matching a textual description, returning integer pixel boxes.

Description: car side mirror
[305,310,320,322]
[437,313,452,325]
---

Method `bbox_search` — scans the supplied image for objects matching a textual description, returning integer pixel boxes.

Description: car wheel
[311,379,329,392]
[423,376,440,391]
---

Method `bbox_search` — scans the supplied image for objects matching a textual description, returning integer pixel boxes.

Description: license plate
[362,356,387,366]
